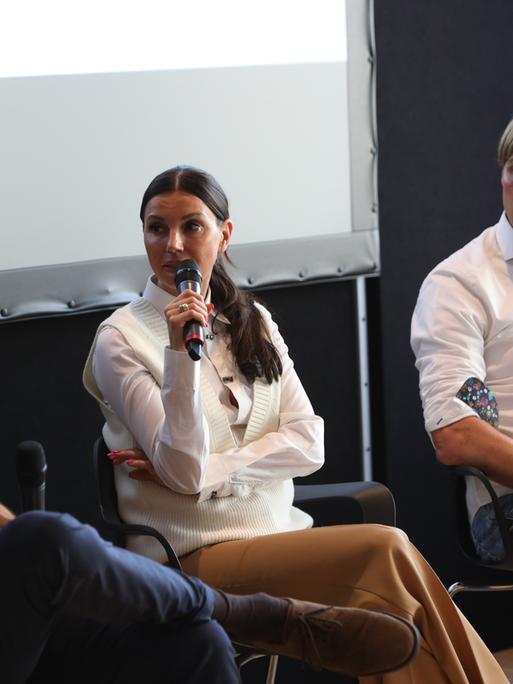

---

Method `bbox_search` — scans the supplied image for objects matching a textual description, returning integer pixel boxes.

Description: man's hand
[432,416,513,487]
[0,502,15,527]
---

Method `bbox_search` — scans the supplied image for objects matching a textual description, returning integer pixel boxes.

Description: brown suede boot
[235,599,421,678]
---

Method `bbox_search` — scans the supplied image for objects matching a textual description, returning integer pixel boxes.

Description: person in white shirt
[84,165,508,683]
[411,116,513,562]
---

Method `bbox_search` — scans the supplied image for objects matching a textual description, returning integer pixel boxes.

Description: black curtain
[374,0,513,650]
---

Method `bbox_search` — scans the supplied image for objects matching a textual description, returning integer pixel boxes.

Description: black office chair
[93,436,397,683]
[446,465,513,598]
[92,436,280,682]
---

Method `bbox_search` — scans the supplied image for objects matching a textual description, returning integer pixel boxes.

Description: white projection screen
[0,0,377,320]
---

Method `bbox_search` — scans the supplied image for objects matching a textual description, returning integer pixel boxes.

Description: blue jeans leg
[28,617,239,684]
[471,493,513,561]
[0,511,240,684]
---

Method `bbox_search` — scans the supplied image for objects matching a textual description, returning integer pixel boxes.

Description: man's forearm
[0,502,15,527]
[432,416,513,487]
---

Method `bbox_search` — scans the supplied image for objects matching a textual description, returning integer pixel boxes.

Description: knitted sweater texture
[83,298,312,561]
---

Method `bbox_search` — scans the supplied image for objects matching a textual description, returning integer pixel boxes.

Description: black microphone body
[16,440,47,511]
[175,259,204,361]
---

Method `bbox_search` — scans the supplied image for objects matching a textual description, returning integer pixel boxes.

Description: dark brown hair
[140,166,282,384]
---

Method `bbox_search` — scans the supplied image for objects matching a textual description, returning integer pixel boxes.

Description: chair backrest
[448,465,513,571]
[93,437,124,530]
[294,481,396,526]
[92,436,181,569]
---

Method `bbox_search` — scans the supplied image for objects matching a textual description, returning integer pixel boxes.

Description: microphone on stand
[175,259,204,361]
[16,440,47,511]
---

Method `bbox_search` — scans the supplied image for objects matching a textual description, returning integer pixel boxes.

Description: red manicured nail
[108,450,121,456]
[126,459,135,466]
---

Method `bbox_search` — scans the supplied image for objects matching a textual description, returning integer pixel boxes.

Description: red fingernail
[108,450,121,455]
[126,460,134,466]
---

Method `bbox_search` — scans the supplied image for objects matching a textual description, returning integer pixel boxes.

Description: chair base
[448,581,513,598]
[234,648,279,684]
[265,655,279,684]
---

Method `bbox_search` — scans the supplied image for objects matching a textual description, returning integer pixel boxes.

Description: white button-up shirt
[93,278,324,501]
[411,212,513,515]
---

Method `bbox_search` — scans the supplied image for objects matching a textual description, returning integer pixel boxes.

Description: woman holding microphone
[84,165,506,683]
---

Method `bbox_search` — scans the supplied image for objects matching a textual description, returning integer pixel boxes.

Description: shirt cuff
[163,347,200,389]
[424,396,479,433]
[197,479,233,502]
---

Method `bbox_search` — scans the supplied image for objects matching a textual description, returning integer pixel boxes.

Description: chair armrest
[106,520,182,570]
[449,465,513,560]
[293,481,396,527]
[93,436,181,569]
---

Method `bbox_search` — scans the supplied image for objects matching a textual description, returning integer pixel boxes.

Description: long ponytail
[210,258,282,384]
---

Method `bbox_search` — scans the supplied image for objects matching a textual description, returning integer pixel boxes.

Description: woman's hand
[107,449,165,486]
[164,290,209,351]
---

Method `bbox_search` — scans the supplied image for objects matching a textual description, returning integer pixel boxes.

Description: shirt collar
[496,211,513,262]
[142,276,230,324]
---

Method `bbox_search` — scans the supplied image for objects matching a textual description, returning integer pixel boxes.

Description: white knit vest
[83,298,312,561]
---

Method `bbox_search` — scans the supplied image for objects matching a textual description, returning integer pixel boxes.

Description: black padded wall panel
[258,280,362,485]
[0,311,106,524]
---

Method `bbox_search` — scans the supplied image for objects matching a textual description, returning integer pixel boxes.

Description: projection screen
[0,0,377,321]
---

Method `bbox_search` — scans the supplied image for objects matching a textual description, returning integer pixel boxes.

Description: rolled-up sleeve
[411,269,487,433]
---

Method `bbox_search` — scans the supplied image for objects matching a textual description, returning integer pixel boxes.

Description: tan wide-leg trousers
[180,524,507,684]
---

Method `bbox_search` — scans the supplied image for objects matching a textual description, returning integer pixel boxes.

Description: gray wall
[0,62,353,271]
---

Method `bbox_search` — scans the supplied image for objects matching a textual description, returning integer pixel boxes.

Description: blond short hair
[498,117,513,169]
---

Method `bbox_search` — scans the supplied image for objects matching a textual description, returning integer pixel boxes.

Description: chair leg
[265,655,279,684]
[235,646,279,682]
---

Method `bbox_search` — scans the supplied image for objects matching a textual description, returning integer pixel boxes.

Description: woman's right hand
[164,290,209,351]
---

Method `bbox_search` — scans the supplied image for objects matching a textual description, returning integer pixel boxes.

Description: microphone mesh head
[16,441,47,487]
[175,259,202,288]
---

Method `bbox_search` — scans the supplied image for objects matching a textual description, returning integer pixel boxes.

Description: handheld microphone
[16,440,47,511]
[175,259,204,361]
